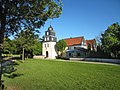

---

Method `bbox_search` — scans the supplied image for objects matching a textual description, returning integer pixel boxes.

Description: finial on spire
[50,19,52,26]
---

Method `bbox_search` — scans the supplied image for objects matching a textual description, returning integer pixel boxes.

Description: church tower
[42,25,57,59]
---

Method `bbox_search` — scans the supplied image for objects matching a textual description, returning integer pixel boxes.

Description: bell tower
[42,25,57,59]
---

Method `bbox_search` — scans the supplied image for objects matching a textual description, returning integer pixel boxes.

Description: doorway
[46,51,48,57]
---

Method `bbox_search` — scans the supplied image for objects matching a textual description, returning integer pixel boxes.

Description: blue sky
[41,0,120,40]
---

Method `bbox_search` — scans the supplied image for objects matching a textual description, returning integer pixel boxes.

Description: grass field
[3,59,120,90]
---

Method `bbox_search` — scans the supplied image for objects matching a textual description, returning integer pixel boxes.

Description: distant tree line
[2,29,42,58]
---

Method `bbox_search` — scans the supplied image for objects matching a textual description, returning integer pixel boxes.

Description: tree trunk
[0,46,2,87]
[0,5,6,88]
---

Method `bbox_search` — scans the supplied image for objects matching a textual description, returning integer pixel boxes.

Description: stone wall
[33,55,45,59]
[70,58,120,64]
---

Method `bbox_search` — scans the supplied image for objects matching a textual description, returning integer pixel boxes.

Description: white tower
[42,25,57,59]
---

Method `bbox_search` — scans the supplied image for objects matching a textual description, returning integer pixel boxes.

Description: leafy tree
[56,39,67,56]
[14,29,41,58]
[101,23,120,58]
[32,41,42,55]
[0,0,62,87]
[2,38,16,55]
[0,0,62,39]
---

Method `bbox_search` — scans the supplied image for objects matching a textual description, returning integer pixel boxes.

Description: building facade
[42,25,97,59]
[64,37,97,58]
[42,25,57,59]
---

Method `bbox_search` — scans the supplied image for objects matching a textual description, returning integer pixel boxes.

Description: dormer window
[81,41,85,45]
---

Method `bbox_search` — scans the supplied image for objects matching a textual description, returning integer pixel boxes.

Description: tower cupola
[48,25,53,31]
[43,25,57,42]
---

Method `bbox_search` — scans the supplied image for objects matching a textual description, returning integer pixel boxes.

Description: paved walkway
[72,60,120,66]
[47,59,120,66]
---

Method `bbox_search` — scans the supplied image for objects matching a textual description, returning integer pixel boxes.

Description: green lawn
[3,59,120,90]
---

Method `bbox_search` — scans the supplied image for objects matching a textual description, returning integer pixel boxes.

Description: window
[47,37,49,41]
[69,53,71,57]
[52,37,54,41]
[45,44,46,47]
[81,41,84,45]
[47,32,49,35]
[74,47,76,50]
[45,37,46,41]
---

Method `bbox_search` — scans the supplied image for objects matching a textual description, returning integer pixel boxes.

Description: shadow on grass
[4,73,24,79]
[12,61,19,66]
[12,57,21,60]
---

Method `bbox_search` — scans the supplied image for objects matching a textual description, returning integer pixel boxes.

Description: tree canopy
[2,30,42,58]
[14,29,42,58]
[55,39,67,55]
[101,23,120,58]
[0,0,62,43]
[2,38,16,54]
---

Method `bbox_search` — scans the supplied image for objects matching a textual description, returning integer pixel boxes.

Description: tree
[32,41,42,55]
[2,38,16,55]
[101,23,120,58]
[14,29,41,59]
[56,39,67,56]
[0,0,62,87]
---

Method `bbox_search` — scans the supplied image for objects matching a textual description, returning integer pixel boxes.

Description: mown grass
[3,59,120,90]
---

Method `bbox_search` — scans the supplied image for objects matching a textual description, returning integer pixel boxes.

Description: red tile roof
[86,39,96,47]
[64,37,84,46]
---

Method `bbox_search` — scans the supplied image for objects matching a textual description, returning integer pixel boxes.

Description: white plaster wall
[68,45,87,50]
[80,45,87,49]
[42,42,57,59]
